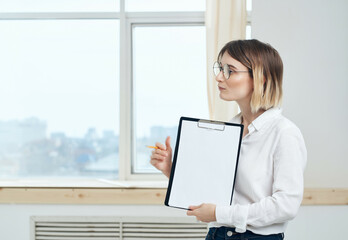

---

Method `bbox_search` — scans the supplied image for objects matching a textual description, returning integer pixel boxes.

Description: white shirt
[208,107,307,235]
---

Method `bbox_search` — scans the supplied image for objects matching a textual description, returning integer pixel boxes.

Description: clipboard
[164,116,243,210]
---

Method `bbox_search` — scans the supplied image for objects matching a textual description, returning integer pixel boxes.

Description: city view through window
[0,20,120,179]
[0,118,119,178]
[0,18,209,179]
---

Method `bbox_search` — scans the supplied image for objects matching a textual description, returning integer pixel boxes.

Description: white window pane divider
[119,0,128,181]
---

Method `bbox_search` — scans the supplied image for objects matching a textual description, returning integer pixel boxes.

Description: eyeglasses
[213,61,250,79]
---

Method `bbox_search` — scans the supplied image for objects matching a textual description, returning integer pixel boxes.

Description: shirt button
[227,231,233,237]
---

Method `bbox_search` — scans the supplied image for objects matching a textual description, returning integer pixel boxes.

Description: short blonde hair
[218,39,283,113]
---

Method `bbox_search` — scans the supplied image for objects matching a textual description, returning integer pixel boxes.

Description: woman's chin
[219,92,235,101]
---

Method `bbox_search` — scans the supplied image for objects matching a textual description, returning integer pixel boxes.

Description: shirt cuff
[215,204,250,233]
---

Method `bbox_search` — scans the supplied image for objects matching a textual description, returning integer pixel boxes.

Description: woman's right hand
[150,136,172,178]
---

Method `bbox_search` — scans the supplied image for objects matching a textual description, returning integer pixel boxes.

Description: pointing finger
[187,210,195,216]
[155,142,166,150]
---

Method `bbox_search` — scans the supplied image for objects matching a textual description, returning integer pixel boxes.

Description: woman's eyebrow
[227,64,238,69]
[220,62,238,69]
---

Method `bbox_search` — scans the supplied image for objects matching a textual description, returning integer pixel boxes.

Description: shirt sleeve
[215,126,307,233]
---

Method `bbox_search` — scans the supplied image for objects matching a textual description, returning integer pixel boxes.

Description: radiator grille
[31,216,209,240]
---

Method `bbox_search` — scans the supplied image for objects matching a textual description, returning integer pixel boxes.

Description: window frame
[0,0,206,185]
[124,14,205,181]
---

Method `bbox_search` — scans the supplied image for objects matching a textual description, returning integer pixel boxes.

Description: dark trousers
[206,227,284,240]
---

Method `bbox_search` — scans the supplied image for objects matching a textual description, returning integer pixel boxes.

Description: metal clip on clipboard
[197,119,225,131]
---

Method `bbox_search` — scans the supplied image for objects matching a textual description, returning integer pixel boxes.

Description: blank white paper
[167,119,242,209]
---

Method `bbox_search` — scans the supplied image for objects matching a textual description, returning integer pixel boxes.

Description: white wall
[252,0,348,188]
[0,204,348,240]
[286,206,348,239]
[250,0,348,238]
[0,204,184,239]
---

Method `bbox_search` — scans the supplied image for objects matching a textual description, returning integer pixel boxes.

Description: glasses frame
[213,61,250,79]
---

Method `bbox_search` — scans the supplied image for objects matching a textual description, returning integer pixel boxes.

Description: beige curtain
[206,0,247,121]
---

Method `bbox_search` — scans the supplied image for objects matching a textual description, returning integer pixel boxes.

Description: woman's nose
[215,70,225,82]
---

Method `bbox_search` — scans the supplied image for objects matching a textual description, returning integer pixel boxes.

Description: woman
[150,39,307,240]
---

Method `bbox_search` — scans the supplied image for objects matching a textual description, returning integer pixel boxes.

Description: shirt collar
[229,107,282,131]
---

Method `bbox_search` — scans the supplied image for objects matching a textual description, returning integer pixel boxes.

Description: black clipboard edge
[164,116,244,209]
[164,116,185,207]
[229,122,244,205]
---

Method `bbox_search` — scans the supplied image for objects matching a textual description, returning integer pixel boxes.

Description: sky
[0,20,208,138]
[0,20,120,138]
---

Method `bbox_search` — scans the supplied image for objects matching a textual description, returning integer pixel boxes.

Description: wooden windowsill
[0,179,169,188]
[0,187,167,204]
[0,187,347,205]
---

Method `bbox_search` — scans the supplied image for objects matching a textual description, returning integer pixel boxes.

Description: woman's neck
[237,100,266,126]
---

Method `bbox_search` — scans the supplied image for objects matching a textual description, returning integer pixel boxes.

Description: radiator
[30,216,209,240]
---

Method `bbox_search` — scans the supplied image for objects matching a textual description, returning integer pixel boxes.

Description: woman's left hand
[186,203,217,223]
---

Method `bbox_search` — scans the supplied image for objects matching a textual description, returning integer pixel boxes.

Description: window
[0,1,252,182]
[132,25,208,174]
[0,0,207,181]
[0,19,120,179]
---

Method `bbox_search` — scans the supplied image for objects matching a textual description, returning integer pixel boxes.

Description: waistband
[208,226,284,239]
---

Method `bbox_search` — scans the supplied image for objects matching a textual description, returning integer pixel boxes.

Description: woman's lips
[218,86,226,91]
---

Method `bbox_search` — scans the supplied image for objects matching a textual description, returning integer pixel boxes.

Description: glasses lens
[213,62,221,76]
[223,64,230,79]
